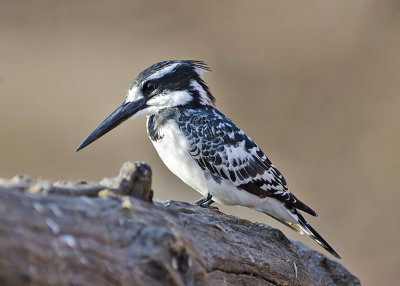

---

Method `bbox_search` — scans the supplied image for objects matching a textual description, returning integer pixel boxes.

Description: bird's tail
[267,210,341,259]
[296,212,341,259]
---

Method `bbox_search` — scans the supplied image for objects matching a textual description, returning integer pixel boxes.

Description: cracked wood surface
[0,162,360,286]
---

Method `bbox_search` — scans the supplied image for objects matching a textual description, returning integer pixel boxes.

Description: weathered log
[0,162,360,286]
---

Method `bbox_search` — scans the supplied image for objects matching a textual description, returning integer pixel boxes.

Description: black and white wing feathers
[178,107,317,217]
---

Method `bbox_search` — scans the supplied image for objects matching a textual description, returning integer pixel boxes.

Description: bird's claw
[194,193,216,209]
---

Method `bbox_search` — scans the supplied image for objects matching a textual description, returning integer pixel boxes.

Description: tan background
[1,1,399,285]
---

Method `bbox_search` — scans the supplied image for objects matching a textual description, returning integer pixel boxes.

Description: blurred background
[1,1,399,284]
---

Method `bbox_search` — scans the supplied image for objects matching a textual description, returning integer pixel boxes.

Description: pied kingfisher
[76,60,340,259]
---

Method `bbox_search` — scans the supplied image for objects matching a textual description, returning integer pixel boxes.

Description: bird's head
[76,60,214,151]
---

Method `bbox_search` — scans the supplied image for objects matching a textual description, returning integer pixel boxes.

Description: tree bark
[0,162,360,286]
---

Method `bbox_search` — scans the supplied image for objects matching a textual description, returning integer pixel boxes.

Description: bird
[76,60,340,259]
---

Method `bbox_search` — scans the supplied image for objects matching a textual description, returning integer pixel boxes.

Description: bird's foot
[194,194,218,210]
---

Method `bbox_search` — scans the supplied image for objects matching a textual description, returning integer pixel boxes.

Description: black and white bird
[76,60,340,259]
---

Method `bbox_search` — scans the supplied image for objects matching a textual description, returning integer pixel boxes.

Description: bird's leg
[194,193,218,209]
[195,193,213,206]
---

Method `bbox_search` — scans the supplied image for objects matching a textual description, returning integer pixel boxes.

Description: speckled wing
[178,107,317,216]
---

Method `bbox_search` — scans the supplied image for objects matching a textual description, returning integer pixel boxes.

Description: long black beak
[75,98,146,152]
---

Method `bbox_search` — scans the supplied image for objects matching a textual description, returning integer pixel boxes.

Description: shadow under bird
[76,60,341,259]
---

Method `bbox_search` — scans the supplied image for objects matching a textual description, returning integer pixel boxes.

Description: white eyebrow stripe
[125,86,140,103]
[190,80,211,105]
[147,63,179,81]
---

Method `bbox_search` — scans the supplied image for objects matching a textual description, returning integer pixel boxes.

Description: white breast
[148,119,211,197]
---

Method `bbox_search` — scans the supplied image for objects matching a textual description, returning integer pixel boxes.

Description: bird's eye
[142,81,157,93]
